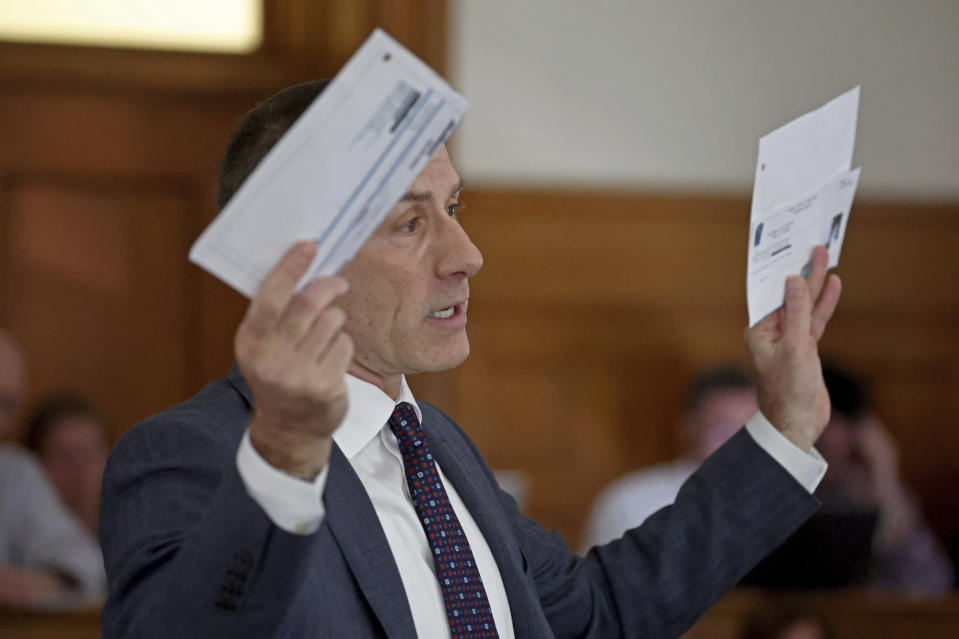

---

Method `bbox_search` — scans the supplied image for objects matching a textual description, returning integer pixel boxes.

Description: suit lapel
[323,445,418,639]
[227,364,417,638]
[423,417,551,639]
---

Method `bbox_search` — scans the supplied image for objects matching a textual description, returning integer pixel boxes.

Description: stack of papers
[190,29,469,298]
[747,87,862,326]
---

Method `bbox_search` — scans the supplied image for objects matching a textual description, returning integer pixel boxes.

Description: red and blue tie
[388,402,499,638]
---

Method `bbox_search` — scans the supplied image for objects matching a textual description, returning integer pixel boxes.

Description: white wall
[450,0,959,199]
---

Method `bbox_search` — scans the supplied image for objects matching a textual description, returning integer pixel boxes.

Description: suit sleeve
[505,429,821,639]
[98,410,324,639]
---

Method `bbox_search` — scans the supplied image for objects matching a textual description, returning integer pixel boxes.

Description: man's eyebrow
[401,190,432,202]
[400,179,465,203]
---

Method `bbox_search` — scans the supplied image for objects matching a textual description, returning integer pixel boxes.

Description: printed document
[747,87,861,326]
[189,29,469,298]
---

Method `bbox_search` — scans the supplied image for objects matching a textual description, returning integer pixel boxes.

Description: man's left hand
[745,246,842,451]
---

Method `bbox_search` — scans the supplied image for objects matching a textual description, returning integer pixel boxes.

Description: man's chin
[413,341,471,374]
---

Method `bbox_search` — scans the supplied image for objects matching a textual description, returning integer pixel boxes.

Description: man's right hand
[235,241,353,480]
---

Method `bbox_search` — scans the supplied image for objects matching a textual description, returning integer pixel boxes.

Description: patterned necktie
[387,402,500,639]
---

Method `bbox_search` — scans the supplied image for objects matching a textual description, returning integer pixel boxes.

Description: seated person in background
[581,364,757,550]
[23,394,112,536]
[0,330,106,609]
[814,363,953,596]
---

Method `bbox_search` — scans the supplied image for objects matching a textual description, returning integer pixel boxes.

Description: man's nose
[436,214,483,279]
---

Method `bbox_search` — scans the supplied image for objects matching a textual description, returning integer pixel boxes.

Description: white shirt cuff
[236,429,328,535]
[744,411,827,493]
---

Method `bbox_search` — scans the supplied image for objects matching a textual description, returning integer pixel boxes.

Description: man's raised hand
[745,246,842,452]
[235,241,353,479]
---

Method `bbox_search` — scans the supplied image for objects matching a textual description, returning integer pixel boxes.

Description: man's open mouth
[428,306,456,319]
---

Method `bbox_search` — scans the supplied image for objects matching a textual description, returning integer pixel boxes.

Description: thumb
[783,275,811,342]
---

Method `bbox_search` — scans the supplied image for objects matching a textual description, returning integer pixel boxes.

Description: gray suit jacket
[100,367,818,638]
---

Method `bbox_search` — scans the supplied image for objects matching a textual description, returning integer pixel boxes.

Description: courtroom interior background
[0,0,956,555]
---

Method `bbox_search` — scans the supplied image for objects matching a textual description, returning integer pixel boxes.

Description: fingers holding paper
[745,246,841,452]
[236,241,353,479]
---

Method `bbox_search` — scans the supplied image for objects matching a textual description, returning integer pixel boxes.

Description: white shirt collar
[334,374,421,460]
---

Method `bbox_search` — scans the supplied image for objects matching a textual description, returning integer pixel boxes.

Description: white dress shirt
[581,458,701,551]
[237,375,514,639]
[237,375,826,637]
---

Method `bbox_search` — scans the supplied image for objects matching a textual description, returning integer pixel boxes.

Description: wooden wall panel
[682,590,959,639]
[0,608,100,639]
[0,88,253,437]
[0,176,194,434]
[406,188,959,549]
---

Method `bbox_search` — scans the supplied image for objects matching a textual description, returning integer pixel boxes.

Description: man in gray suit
[101,81,842,638]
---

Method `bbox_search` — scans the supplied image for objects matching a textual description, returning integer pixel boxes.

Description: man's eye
[400,218,421,233]
[446,203,466,219]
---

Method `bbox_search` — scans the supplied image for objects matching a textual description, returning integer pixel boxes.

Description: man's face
[687,388,758,461]
[39,415,108,519]
[339,145,483,391]
[0,337,24,441]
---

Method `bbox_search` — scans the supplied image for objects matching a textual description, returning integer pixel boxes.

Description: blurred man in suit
[101,81,843,638]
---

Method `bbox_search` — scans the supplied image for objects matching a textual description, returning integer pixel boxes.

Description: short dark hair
[822,362,871,420]
[216,79,331,211]
[22,393,112,454]
[685,364,755,412]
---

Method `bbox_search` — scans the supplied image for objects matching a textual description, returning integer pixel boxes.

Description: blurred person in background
[815,363,953,596]
[0,330,105,608]
[581,364,758,550]
[23,394,112,536]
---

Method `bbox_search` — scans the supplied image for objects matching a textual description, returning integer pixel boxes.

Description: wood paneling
[682,590,959,639]
[0,175,194,432]
[0,607,101,639]
[0,88,250,438]
[10,591,959,639]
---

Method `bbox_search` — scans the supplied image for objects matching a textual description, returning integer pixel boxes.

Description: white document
[189,29,469,298]
[747,87,861,326]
